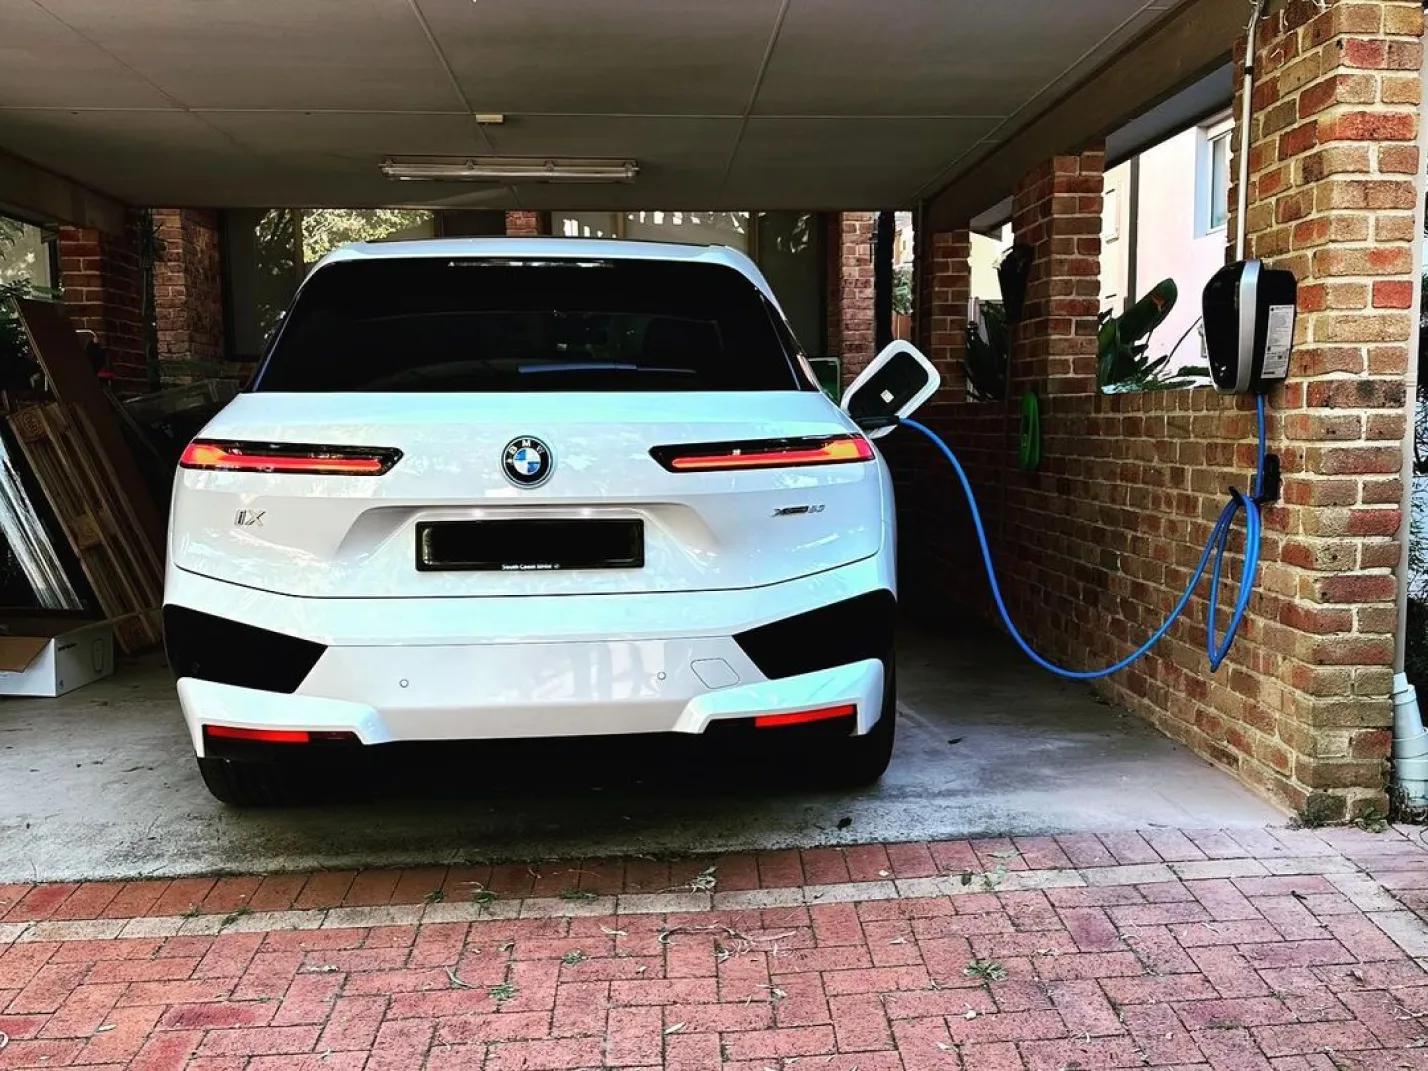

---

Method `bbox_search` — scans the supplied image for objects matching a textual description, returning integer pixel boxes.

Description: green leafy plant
[0,281,31,365]
[0,218,51,385]
[892,266,913,316]
[1097,279,1210,393]
[1354,806,1389,834]
[963,959,1008,982]
[964,299,1009,402]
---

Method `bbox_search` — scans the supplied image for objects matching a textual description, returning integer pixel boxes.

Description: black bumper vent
[164,605,326,694]
[733,589,895,680]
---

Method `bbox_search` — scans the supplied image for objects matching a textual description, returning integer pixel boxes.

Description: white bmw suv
[165,238,923,805]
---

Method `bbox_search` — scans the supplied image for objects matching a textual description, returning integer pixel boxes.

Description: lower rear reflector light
[754,703,857,729]
[650,435,873,473]
[180,440,401,475]
[204,725,356,745]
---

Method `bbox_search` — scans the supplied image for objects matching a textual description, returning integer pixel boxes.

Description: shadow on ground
[0,623,1283,882]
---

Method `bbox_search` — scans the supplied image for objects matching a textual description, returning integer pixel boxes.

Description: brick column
[1230,0,1424,817]
[56,214,147,393]
[504,211,546,237]
[895,2,1421,819]
[915,229,972,391]
[827,212,876,380]
[965,147,1106,653]
[1009,148,1104,395]
[151,209,223,386]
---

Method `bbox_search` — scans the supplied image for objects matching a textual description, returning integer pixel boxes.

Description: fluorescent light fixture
[380,156,638,183]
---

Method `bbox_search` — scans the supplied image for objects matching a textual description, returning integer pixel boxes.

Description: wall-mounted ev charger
[1203,259,1297,395]
[834,0,1293,681]
[844,221,1294,683]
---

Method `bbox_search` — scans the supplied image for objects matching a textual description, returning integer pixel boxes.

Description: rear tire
[811,663,896,787]
[197,756,304,807]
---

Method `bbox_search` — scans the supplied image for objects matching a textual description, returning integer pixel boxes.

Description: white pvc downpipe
[1390,5,1428,807]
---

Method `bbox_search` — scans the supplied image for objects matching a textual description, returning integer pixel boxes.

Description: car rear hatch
[169,253,884,599]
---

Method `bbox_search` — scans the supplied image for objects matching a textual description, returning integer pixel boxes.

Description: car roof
[316,238,781,307]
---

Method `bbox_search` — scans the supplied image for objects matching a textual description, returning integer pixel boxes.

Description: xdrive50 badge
[502,436,553,488]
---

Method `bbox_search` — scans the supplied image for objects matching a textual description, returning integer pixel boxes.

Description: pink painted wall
[1102,117,1233,376]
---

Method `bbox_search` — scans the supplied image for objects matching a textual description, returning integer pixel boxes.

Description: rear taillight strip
[205,725,312,744]
[179,440,402,475]
[754,704,857,729]
[650,434,873,473]
[203,725,358,745]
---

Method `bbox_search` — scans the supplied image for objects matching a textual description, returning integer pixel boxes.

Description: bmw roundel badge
[502,436,553,488]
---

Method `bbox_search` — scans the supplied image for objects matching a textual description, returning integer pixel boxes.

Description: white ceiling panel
[756,0,1169,117]
[0,109,252,205]
[483,115,743,204]
[0,109,506,208]
[0,0,1199,211]
[418,0,782,116]
[0,1,172,109]
[204,111,486,166]
[724,117,998,207]
[32,0,460,111]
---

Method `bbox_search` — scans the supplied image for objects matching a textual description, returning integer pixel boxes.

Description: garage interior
[0,0,1424,880]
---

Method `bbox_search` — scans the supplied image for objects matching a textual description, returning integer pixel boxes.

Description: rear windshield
[255,257,807,392]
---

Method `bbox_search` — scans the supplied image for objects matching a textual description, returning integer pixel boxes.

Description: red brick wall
[151,208,224,384]
[915,229,971,389]
[898,0,1423,817]
[1227,0,1423,813]
[828,212,876,379]
[56,215,148,393]
[504,211,545,237]
[1009,151,1104,396]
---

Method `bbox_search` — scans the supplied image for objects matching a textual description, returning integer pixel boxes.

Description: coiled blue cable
[900,394,1266,678]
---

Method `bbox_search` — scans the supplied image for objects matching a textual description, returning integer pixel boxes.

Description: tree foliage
[892,266,912,316]
[964,299,1008,402]
[0,217,49,371]
[300,209,432,265]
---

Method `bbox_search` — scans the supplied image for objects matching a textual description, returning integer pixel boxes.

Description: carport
[0,0,1424,872]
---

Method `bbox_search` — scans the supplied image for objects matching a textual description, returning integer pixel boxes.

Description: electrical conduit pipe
[1390,1,1428,808]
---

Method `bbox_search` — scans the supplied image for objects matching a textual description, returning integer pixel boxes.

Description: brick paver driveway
[3,826,1428,1069]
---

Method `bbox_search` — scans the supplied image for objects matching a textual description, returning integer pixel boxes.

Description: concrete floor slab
[0,626,1283,883]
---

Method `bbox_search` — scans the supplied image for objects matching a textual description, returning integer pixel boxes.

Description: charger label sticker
[1261,304,1295,379]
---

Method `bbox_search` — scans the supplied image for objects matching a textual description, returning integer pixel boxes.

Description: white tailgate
[169,390,885,598]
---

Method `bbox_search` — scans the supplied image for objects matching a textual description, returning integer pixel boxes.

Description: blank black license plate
[416,519,644,572]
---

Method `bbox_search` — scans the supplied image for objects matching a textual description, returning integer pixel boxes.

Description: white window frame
[1103,185,1121,243]
[1196,114,1234,238]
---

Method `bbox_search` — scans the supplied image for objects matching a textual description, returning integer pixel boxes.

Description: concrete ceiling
[0,0,1192,213]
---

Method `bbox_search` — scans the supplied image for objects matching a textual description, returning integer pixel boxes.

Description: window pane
[1209,133,1230,230]
[0,216,55,292]
[756,211,824,353]
[257,258,803,393]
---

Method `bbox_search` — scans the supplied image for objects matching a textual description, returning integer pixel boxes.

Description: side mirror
[840,341,941,438]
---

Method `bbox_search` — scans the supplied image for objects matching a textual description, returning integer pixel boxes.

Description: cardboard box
[0,612,115,697]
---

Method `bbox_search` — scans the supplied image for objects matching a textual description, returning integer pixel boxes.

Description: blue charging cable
[900,393,1266,678]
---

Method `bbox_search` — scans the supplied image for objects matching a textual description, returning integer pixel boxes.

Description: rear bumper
[180,655,884,756]
[165,554,895,755]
